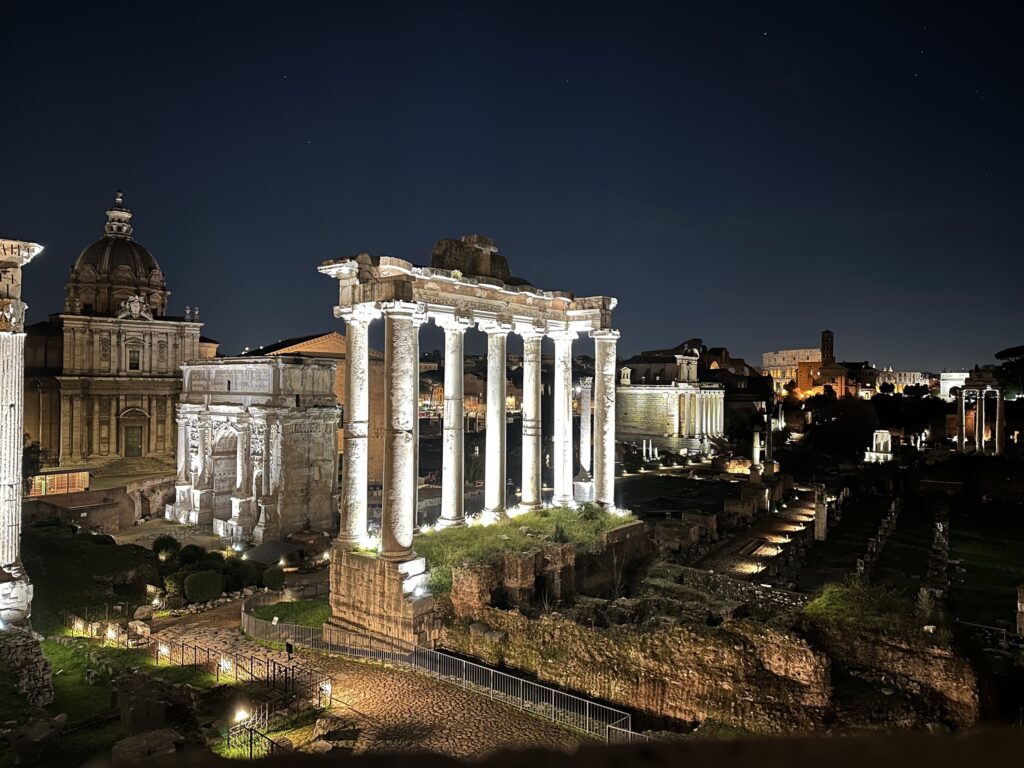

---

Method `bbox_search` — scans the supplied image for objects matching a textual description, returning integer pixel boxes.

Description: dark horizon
[3,2,1020,371]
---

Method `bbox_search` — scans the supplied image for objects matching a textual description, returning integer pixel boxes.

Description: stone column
[175,417,189,484]
[234,421,251,497]
[338,304,378,547]
[551,329,576,507]
[974,390,984,453]
[91,397,100,456]
[956,389,965,453]
[380,302,423,562]
[681,392,690,437]
[438,314,470,527]
[995,390,1005,456]
[578,376,593,475]
[592,330,619,508]
[0,238,41,625]
[695,393,704,437]
[519,328,544,510]
[163,396,173,454]
[481,320,511,516]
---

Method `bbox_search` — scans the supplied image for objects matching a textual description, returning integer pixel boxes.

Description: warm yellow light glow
[158,644,170,657]
[234,708,250,723]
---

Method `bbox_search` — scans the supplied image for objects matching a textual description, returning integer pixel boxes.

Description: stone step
[397,557,426,578]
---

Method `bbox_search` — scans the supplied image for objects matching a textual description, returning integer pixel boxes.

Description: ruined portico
[955,370,1005,456]
[1,239,42,625]
[319,235,618,646]
[165,357,340,544]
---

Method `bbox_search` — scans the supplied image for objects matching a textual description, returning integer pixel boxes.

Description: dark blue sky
[3,2,1020,371]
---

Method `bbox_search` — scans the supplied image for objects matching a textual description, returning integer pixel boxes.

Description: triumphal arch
[165,357,340,543]
[318,235,619,645]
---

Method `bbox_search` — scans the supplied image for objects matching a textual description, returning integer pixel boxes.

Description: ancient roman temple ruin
[318,235,618,645]
[955,369,1006,456]
[0,238,42,624]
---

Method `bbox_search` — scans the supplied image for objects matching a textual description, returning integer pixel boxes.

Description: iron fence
[241,591,636,741]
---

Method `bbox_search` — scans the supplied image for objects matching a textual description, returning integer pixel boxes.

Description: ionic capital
[478,318,512,335]
[434,312,473,334]
[380,300,428,325]
[590,328,621,342]
[547,328,578,342]
[338,303,381,325]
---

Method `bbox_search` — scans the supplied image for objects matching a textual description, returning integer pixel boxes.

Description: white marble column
[380,302,423,562]
[578,376,593,475]
[438,314,470,527]
[551,329,576,507]
[234,421,251,498]
[592,330,619,507]
[695,392,704,437]
[974,390,984,453]
[338,304,378,547]
[956,390,966,453]
[0,238,41,625]
[481,320,511,516]
[519,328,544,510]
[175,417,189,484]
[995,391,1005,456]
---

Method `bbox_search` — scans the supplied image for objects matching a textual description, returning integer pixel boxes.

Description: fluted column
[91,397,100,456]
[551,329,576,507]
[234,420,251,497]
[380,302,424,562]
[481,319,511,516]
[175,417,189,483]
[438,314,470,527]
[995,391,1005,456]
[579,376,594,475]
[695,392,704,437]
[0,237,41,624]
[338,304,379,547]
[974,390,984,453]
[519,328,544,510]
[592,330,619,507]
[956,389,966,453]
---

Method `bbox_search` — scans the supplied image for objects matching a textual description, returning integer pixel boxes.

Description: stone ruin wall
[441,606,831,734]
[667,564,811,614]
[0,627,53,708]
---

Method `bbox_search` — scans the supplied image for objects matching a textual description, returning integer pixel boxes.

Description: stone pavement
[152,623,585,757]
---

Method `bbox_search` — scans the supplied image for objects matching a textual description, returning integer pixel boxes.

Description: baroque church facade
[24,193,217,469]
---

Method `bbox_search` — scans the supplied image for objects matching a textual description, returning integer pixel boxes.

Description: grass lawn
[249,598,332,628]
[414,504,634,593]
[949,527,1024,627]
[803,580,943,642]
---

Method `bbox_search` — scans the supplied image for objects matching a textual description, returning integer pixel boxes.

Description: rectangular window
[128,349,141,371]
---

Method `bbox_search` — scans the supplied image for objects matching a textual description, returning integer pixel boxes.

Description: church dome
[65,192,170,317]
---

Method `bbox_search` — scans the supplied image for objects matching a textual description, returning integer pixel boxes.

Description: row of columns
[956,388,1005,455]
[337,300,619,563]
[681,390,724,437]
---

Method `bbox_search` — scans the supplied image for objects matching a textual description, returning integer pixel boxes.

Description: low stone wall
[665,564,811,614]
[441,607,831,734]
[807,621,978,728]
[0,627,54,708]
[575,522,651,598]
[23,487,135,533]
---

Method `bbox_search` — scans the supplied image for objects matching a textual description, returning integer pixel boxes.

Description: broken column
[0,239,42,626]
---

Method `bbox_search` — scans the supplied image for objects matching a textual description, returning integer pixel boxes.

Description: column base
[550,495,577,509]
[379,547,418,564]
[435,516,466,529]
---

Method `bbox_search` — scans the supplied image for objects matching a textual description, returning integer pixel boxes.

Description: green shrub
[178,544,205,565]
[152,535,181,559]
[201,552,226,572]
[552,522,570,542]
[238,560,259,587]
[261,566,285,591]
[164,566,196,596]
[184,571,223,604]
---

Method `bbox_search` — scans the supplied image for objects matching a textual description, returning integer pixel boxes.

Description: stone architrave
[0,238,43,625]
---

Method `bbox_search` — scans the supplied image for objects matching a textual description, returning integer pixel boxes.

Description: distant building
[876,368,928,393]
[762,346,821,394]
[618,344,725,455]
[23,192,216,470]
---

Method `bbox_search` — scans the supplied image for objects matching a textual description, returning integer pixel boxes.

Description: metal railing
[241,591,637,741]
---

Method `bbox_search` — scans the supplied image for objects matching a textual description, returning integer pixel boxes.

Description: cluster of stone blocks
[855,500,901,580]
[0,627,53,708]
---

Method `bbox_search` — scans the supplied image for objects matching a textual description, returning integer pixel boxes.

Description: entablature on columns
[319,254,616,335]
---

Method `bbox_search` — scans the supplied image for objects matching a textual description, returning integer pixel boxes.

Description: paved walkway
[153,624,585,757]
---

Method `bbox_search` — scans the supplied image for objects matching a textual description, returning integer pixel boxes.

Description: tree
[994,345,1024,397]
[879,382,896,395]
[184,571,224,603]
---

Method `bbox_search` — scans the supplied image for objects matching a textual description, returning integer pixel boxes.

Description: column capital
[337,302,381,325]
[578,376,594,388]
[590,328,620,341]
[380,300,428,324]
[478,318,512,335]
[515,322,547,341]
[434,312,473,333]
[548,328,578,342]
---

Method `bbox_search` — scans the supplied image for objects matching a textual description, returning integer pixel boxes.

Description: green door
[124,426,143,457]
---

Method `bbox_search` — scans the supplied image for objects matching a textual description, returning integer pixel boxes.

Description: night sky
[3,2,1021,371]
